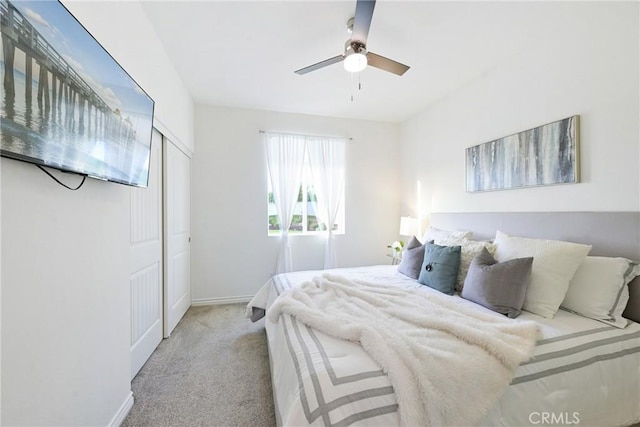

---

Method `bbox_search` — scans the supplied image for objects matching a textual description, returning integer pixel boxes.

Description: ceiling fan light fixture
[344,51,367,73]
[294,0,410,77]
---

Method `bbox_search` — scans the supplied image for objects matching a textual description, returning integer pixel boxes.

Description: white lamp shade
[344,52,367,73]
[399,216,419,237]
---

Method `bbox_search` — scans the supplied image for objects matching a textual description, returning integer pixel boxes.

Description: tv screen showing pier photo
[0,0,154,187]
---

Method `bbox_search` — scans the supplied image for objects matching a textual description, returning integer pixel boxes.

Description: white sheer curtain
[264,132,306,273]
[307,137,346,269]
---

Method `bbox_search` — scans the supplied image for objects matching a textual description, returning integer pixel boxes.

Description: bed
[248,212,640,426]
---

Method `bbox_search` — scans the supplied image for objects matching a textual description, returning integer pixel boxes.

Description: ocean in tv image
[0,0,154,187]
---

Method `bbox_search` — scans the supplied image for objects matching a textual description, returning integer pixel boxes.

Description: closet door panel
[130,128,163,379]
[164,138,191,337]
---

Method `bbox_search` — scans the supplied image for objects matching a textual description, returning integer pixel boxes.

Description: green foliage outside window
[268,185,329,234]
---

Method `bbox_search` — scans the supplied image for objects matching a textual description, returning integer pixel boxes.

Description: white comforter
[268,273,539,426]
[250,266,640,426]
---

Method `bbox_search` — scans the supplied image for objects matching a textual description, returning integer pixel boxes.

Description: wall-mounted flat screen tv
[0,0,154,187]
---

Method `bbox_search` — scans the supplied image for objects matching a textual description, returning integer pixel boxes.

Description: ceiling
[140,1,573,123]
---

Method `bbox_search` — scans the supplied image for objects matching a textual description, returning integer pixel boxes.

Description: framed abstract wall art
[466,115,579,192]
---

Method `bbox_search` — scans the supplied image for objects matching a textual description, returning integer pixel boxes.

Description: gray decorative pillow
[435,235,497,293]
[397,236,427,279]
[462,247,533,318]
[418,243,461,295]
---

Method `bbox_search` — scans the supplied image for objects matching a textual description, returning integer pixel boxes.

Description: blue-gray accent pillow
[397,236,430,279]
[462,247,533,318]
[418,243,461,295]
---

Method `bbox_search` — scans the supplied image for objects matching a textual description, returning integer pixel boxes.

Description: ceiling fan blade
[367,52,410,76]
[295,55,344,75]
[351,0,376,45]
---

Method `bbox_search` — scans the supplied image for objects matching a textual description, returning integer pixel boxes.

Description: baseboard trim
[109,391,134,427]
[192,295,253,306]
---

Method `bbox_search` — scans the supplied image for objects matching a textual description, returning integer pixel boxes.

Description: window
[268,158,345,236]
[265,131,346,271]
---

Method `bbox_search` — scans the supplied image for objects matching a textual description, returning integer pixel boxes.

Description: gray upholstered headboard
[430,212,640,323]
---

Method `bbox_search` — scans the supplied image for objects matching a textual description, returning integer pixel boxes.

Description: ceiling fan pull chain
[359,72,362,91]
[350,71,354,102]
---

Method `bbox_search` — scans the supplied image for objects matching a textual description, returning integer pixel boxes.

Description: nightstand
[387,254,402,265]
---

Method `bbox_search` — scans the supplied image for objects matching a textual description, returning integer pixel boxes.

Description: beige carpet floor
[123,304,275,427]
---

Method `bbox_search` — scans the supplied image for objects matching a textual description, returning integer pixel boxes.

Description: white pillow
[562,257,640,328]
[493,230,591,318]
[421,226,472,245]
[435,235,496,292]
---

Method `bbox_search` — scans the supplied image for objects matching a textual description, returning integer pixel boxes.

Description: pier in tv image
[0,0,154,187]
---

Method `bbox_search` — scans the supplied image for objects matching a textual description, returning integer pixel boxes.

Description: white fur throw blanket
[268,273,539,427]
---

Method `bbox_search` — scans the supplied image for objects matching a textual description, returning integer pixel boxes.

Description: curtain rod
[259,130,352,140]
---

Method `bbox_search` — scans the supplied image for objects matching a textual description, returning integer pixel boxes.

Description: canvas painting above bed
[466,116,579,192]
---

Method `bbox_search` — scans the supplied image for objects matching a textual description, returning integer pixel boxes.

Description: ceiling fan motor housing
[344,40,368,72]
[345,40,367,56]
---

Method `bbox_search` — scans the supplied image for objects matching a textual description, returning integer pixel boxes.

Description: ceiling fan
[294,0,410,76]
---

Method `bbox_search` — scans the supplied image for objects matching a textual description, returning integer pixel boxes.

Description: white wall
[400,2,639,219]
[1,164,131,426]
[1,1,193,425]
[192,105,400,302]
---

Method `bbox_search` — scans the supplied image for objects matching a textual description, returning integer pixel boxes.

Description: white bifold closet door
[163,138,191,337]
[130,129,163,379]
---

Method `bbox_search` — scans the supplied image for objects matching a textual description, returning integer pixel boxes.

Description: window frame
[267,157,345,237]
